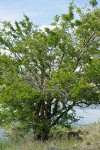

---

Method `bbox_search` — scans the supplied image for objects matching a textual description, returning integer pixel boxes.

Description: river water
[0,129,4,138]
[75,106,100,126]
[0,105,100,138]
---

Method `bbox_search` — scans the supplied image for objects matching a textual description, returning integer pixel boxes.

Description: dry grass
[0,122,100,150]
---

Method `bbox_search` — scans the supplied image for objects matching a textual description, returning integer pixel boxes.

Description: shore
[0,122,100,150]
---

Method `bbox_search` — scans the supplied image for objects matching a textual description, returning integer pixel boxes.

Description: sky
[0,0,100,27]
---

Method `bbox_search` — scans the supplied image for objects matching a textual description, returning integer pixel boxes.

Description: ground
[0,123,100,150]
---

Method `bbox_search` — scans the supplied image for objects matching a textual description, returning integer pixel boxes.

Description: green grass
[0,123,100,150]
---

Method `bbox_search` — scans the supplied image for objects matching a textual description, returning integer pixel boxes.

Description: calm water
[75,107,100,126]
[0,129,4,138]
[0,105,100,138]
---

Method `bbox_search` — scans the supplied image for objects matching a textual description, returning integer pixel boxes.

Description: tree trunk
[34,117,51,141]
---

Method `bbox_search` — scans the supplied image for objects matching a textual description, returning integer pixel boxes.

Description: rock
[62,130,83,141]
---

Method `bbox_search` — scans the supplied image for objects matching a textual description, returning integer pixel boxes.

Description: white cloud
[39,25,55,31]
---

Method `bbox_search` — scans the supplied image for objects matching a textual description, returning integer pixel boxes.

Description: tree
[0,2,100,140]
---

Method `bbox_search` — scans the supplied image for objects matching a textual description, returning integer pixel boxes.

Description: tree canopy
[0,1,100,140]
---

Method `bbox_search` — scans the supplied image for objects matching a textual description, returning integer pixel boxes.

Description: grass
[0,122,100,150]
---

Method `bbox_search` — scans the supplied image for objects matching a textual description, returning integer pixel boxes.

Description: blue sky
[0,0,100,26]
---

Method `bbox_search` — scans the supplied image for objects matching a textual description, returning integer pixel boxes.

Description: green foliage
[90,0,98,7]
[0,1,100,141]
